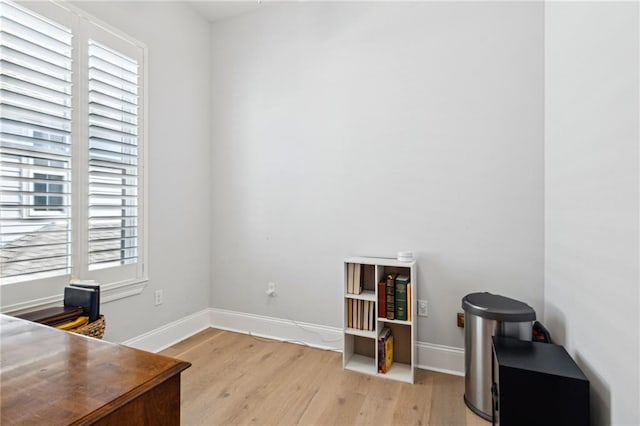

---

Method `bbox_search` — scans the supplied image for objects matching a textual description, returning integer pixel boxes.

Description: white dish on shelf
[397,251,414,262]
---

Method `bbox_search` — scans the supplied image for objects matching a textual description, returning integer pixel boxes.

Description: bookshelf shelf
[378,317,411,326]
[384,361,413,383]
[345,328,377,338]
[345,290,376,301]
[344,353,377,376]
[342,256,417,384]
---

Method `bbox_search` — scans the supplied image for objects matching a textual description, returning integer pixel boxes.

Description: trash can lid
[462,292,536,322]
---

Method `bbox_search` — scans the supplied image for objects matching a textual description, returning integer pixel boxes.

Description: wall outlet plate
[266,282,276,296]
[418,300,428,317]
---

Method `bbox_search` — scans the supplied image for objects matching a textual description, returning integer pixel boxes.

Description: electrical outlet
[457,312,465,328]
[154,289,163,306]
[418,299,428,317]
[266,282,276,297]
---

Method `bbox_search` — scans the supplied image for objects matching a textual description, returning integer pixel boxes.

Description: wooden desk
[0,314,191,425]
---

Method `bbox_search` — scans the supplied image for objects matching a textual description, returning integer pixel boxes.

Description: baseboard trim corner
[122,308,211,353]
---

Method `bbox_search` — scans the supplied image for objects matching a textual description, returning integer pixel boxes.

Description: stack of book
[346,299,375,331]
[378,327,393,373]
[15,282,101,330]
[378,273,411,321]
[17,306,85,327]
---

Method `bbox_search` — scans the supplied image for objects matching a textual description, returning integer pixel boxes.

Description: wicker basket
[70,315,106,339]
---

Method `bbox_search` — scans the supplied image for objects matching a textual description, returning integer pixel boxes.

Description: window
[0,0,146,289]
[33,172,65,212]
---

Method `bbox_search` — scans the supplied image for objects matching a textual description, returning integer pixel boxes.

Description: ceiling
[186,1,262,23]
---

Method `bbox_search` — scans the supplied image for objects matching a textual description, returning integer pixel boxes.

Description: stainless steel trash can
[462,292,536,420]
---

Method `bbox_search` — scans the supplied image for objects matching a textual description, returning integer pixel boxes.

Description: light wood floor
[161,328,490,426]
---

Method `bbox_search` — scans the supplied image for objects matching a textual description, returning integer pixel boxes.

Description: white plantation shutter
[0,0,73,283]
[88,40,139,270]
[0,0,145,290]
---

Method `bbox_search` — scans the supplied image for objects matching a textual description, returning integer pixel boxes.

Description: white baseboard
[209,308,343,351]
[122,309,211,353]
[417,341,465,376]
[209,308,465,375]
[122,308,465,377]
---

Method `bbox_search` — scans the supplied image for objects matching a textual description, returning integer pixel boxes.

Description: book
[369,300,375,331]
[354,299,359,329]
[407,283,412,322]
[378,327,391,373]
[378,338,383,371]
[377,281,386,318]
[347,263,354,294]
[352,299,357,328]
[353,264,362,295]
[363,301,369,331]
[64,286,99,323]
[378,327,394,373]
[386,273,397,320]
[347,298,353,328]
[70,282,100,321]
[386,293,394,320]
[395,275,409,321]
[383,334,394,373]
[15,306,83,325]
[54,315,89,330]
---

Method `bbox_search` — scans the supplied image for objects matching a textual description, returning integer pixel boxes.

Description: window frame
[0,0,148,312]
[30,170,67,215]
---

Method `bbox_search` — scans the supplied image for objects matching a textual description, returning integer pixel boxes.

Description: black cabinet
[491,336,589,426]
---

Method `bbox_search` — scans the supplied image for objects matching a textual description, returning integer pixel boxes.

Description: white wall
[544,3,640,425]
[209,2,544,349]
[58,1,211,342]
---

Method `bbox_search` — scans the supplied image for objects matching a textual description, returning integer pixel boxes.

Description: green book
[394,274,409,321]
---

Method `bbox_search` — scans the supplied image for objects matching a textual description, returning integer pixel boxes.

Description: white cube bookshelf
[342,256,417,384]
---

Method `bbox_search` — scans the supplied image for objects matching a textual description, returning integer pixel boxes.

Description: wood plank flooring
[160,328,490,426]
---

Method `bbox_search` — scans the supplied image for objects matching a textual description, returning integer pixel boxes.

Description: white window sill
[2,278,148,315]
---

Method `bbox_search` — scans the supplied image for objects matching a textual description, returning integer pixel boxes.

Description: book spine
[354,264,362,295]
[386,274,396,320]
[378,333,384,373]
[407,283,412,322]
[378,328,391,373]
[347,263,354,294]
[383,334,394,373]
[369,301,375,331]
[378,281,386,318]
[395,280,407,321]
[363,301,369,331]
